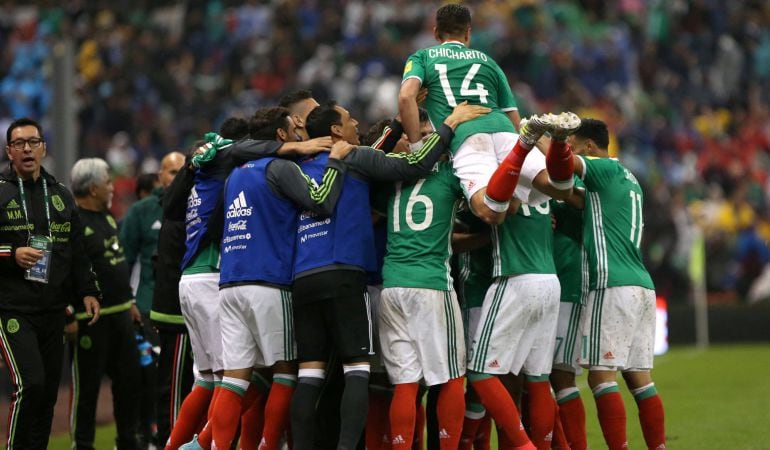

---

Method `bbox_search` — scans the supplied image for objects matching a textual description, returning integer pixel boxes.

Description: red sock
[525,380,555,450]
[260,382,296,450]
[473,413,491,450]
[551,401,570,450]
[413,402,425,450]
[595,391,627,450]
[211,386,246,450]
[366,390,391,450]
[165,383,214,449]
[197,421,212,449]
[390,383,419,449]
[437,377,465,450]
[558,395,586,450]
[460,413,483,450]
[545,139,574,186]
[469,376,531,448]
[240,390,267,450]
[485,140,531,204]
[637,395,665,450]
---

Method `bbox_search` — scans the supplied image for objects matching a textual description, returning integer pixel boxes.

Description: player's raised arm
[398,77,423,145]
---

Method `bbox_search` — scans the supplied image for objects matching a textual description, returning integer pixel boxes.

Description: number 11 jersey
[402,41,518,153]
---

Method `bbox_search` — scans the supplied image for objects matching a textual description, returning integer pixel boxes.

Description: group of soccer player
[166,3,666,450]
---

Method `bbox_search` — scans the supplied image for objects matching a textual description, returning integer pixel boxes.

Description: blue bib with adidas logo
[180,170,226,270]
[219,158,296,286]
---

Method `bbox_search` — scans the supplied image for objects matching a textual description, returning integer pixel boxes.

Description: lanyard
[17,176,52,239]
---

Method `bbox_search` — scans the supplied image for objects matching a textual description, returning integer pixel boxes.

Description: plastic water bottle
[136,330,153,367]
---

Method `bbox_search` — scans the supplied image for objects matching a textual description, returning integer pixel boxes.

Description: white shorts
[378,288,466,386]
[578,286,656,370]
[514,150,551,206]
[452,132,518,201]
[462,306,482,357]
[552,302,584,374]
[468,274,560,377]
[179,273,223,372]
[219,284,295,370]
[367,285,386,373]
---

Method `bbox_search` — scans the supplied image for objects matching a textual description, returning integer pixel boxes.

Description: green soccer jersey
[382,161,463,290]
[402,41,517,153]
[551,177,588,304]
[455,211,492,309]
[579,156,655,290]
[492,201,555,278]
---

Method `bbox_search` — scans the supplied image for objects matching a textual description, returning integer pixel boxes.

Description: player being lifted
[399,3,580,226]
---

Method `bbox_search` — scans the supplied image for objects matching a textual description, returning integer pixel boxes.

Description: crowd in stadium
[2,1,769,302]
[0,1,769,450]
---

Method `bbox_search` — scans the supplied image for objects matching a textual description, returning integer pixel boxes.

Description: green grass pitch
[47,344,770,449]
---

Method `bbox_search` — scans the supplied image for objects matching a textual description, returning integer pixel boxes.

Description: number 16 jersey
[402,41,518,153]
[382,161,463,291]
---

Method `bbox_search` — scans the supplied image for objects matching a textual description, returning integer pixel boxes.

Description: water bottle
[135,329,153,367]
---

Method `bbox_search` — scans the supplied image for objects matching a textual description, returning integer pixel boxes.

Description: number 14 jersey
[382,161,463,291]
[402,41,518,153]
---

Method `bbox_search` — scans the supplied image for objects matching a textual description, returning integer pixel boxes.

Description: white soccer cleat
[546,111,581,140]
[518,114,551,147]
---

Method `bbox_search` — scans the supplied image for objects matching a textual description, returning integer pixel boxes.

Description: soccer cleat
[545,112,581,140]
[179,435,204,450]
[518,115,551,147]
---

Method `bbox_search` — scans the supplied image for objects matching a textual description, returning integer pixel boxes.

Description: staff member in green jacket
[70,158,142,450]
[0,118,100,449]
[120,150,185,447]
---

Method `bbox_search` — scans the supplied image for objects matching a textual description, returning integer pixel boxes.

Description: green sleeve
[119,204,141,267]
[402,50,426,83]
[578,156,615,191]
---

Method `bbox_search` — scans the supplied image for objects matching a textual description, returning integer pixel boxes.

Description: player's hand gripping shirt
[578,156,654,290]
[402,41,517,152]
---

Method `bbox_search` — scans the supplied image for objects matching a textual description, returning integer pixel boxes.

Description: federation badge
[80,335,92,350]
[51,195,65,212]
[403,60,413,76]
[6,319,19,334]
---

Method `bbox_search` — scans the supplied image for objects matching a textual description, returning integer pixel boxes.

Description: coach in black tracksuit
[0,118,101,450]
[70,157,142,450]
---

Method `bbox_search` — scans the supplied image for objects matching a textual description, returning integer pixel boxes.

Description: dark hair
[6,117,43,144]
[249,107,292,141]
[305,100,341,139]
[363,119,392,147]
[278,89,314,108]
[219,117,249,140]
[435,4,471,39]
[573,118,609,149]
[418,107,430,124]
[135,173,158,198]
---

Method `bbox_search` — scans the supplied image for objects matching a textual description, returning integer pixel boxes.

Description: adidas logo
[187,186,201,208]
[603,351,615,360]
[6,199,19,209]
[489,359,500,369]
[654,445,666,449]
[258,437,267,450]
[226,191,253,219]
[439,428,450,439]
[84,226,94,236]
[392,435,406,445]
[545,431,553,442]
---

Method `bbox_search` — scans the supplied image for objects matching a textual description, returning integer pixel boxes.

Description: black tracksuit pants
[69,310,141,450]
[0,309,65,450]
[155,328,194,447]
